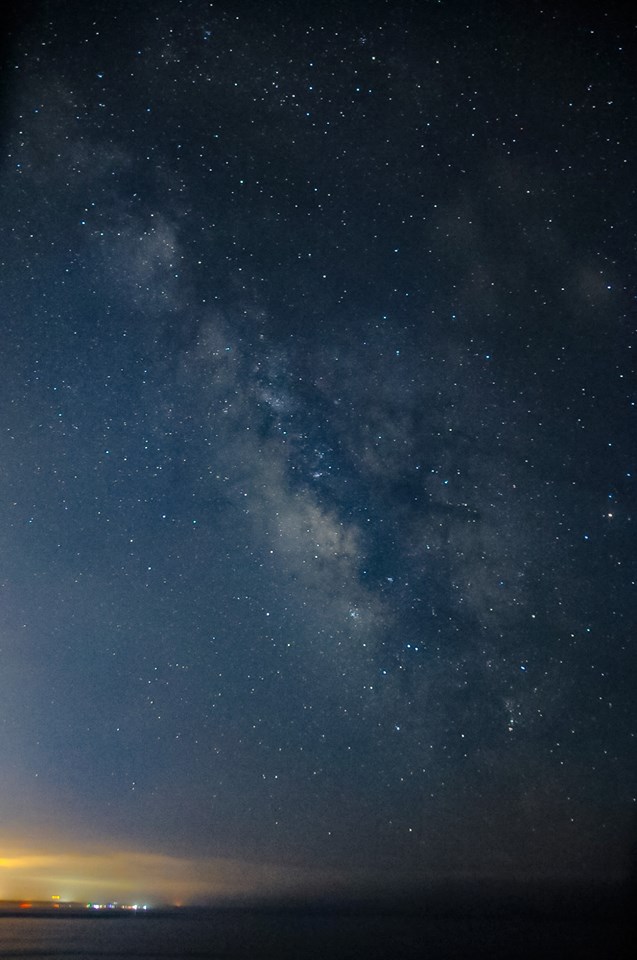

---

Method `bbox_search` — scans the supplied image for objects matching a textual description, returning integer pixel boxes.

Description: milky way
[0,0,635,899]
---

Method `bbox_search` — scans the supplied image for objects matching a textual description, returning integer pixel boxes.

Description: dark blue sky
[0,0,635,902]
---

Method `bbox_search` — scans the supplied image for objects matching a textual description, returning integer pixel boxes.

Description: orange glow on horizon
[0,837,348,904]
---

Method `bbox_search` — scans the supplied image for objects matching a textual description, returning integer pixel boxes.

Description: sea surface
[0,906,633,959]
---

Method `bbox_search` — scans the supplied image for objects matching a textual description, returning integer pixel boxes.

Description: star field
[0,0,635,899]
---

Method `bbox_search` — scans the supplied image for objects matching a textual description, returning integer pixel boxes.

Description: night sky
[0,0,635,904]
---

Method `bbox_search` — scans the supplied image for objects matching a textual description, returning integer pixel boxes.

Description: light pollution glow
[0,841,347,904]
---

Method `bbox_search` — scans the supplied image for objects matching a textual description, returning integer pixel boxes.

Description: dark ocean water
[0,907,633,959]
